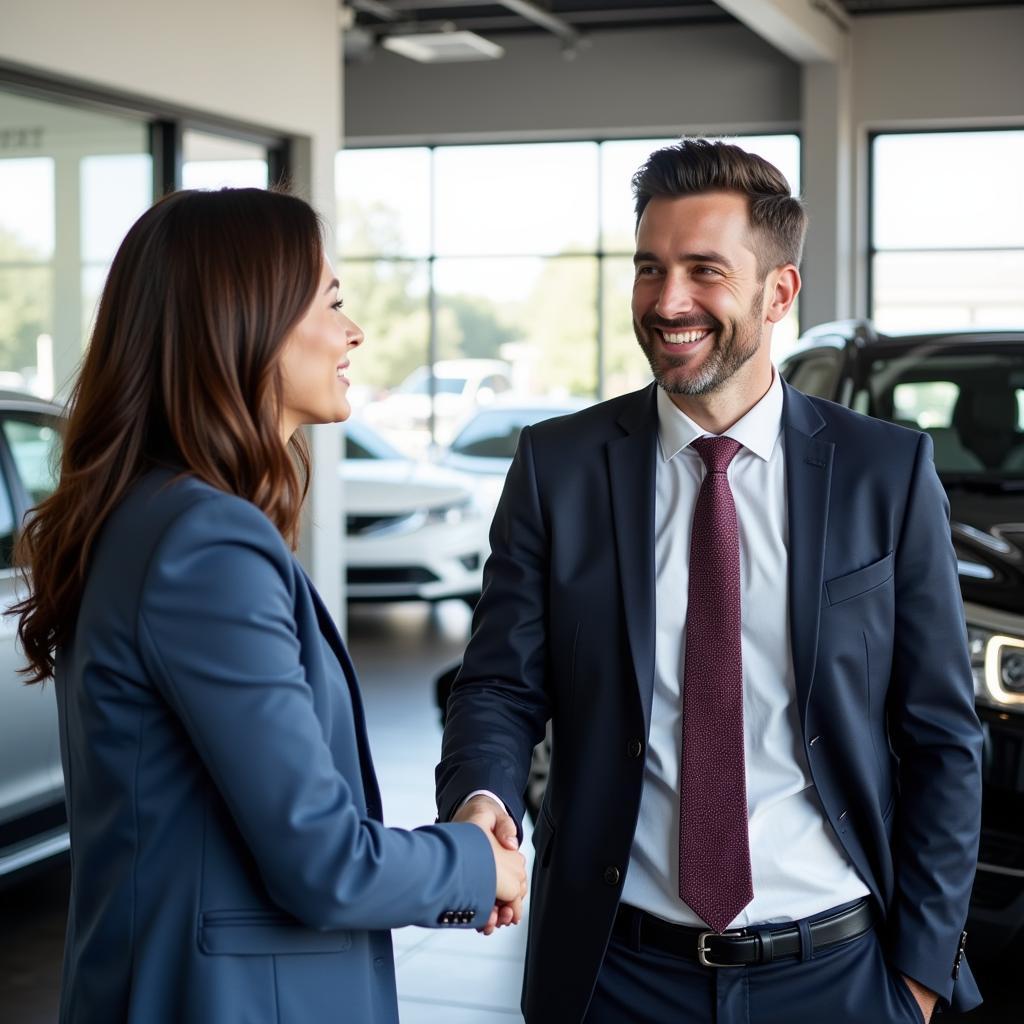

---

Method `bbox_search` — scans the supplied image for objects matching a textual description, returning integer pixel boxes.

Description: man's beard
[634,291,765,397]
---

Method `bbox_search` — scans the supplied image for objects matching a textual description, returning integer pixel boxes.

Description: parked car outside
[0,391,66,882]
[361,358,513,454]
[342,418,489,605]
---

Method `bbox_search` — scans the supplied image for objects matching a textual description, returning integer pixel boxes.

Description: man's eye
[635,266,659,277]
[695,266,721,277]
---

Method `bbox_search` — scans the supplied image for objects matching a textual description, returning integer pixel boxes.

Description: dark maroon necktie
[679,436,753,933]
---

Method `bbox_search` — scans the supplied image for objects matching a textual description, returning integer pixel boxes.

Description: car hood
[947,485,1024,615]
[340,459,471,513]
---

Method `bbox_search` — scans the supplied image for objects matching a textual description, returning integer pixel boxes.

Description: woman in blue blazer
[14,188,526,1023]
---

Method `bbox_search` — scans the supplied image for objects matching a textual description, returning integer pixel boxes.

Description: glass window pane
[602,256,651,399]
[0,157,55,259]
[336,148,431,258]
[874,131,1024,250]
[182,131,269,190]
[600,135,801,255]
[81,154,151,264]
[873,250,1024,333]
[0,266,53,392]
[342,259,431,455]
[436,255,597,412]
[434,143,598,256]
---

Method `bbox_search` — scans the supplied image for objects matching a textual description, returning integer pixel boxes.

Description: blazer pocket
[825,552,894,607]
[199,909,352,956]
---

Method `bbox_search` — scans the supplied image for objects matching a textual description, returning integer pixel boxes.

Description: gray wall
[345,23,801,145]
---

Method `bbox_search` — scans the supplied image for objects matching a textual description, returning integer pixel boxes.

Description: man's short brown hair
[632,138,807,278]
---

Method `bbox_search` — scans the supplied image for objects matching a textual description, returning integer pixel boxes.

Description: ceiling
[346,0,1023,51]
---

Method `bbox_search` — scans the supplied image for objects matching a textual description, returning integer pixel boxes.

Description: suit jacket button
[604,866,621,886]
[627,739,643,759]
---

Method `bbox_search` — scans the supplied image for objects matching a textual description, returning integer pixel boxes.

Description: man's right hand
[455,795,526,935]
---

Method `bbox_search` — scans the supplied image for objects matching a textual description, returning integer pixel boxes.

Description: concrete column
[294,108,345,631]
[52,153,82,399]
[800,50,854,330]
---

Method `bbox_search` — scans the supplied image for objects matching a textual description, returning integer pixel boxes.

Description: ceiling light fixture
[381,29,505,63]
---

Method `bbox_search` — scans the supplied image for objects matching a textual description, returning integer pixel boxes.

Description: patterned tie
[679,435,753,933]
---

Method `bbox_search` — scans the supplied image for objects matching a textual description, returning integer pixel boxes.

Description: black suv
[782,320,1024,956]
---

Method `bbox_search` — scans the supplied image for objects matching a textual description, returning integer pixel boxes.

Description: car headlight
[967,621,1024,709]
[424,497,478,527]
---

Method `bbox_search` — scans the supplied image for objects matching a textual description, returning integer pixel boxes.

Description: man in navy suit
[437,139,983,1023]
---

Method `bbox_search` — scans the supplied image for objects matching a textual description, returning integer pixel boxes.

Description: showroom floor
[0,602,1016,1022]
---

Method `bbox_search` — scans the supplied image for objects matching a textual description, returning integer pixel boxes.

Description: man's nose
[654,274,696,320]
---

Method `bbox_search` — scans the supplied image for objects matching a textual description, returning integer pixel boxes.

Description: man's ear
[765,265,800,324]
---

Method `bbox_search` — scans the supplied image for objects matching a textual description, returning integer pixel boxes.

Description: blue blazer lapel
[296,564,384,821]
[782,382,834,725]
[606,385,659,736]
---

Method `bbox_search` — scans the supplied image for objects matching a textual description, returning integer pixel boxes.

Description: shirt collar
[656,368,784,464]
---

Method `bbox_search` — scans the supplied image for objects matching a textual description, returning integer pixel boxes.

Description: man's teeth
[661,329,709,344]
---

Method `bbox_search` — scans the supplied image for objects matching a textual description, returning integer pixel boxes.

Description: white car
[342,419,489,604]
[0,391,67,880]
[440,398,592,508]
[361,358,513,452]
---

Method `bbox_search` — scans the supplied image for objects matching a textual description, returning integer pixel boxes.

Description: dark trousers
[585,907,925,1024]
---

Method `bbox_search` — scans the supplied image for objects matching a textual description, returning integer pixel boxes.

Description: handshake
[455,794,529,935]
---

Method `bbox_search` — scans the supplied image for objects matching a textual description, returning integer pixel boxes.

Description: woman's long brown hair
[15,188,323,683]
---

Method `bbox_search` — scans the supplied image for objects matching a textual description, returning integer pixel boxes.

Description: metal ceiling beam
[492,1,582,45]
[348,0,402,20]
[352,0,583,46]
[712,0,848,62]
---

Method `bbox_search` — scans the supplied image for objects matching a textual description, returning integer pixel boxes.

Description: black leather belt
[612,899,874,968]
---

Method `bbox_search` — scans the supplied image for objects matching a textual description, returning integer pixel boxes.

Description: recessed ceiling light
[381,31,505,64]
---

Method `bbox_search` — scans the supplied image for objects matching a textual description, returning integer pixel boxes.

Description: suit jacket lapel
[782,382,834,726]
[297,564,384,821]
[606,385,659,736]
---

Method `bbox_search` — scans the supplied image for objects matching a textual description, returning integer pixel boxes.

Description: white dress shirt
[620,370,869,928]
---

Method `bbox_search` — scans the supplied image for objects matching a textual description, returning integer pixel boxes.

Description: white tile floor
[350,602,532,1023]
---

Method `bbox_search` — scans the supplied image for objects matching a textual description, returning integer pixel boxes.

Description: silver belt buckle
[697,929,746,968]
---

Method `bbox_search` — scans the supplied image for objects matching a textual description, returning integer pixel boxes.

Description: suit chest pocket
[825,552,894,607]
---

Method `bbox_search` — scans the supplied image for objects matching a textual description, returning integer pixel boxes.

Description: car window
[450,411,524,458]
[784,351,843,399]
[480,374,511,395]
[891,381,959,429]
[344,436,374,460]
[858,346,1024,475]
[0,460,15,570]
[1,415,62,506]
[450,407,576,458]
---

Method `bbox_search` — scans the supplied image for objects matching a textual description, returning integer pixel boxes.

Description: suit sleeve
[887,432,983,1003]
[436,425,550,835]
[137,494,495,932]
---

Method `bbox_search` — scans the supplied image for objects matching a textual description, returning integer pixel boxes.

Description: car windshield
[852,342,1024,482]
[450,408,569,459]
[344,422,407,460]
